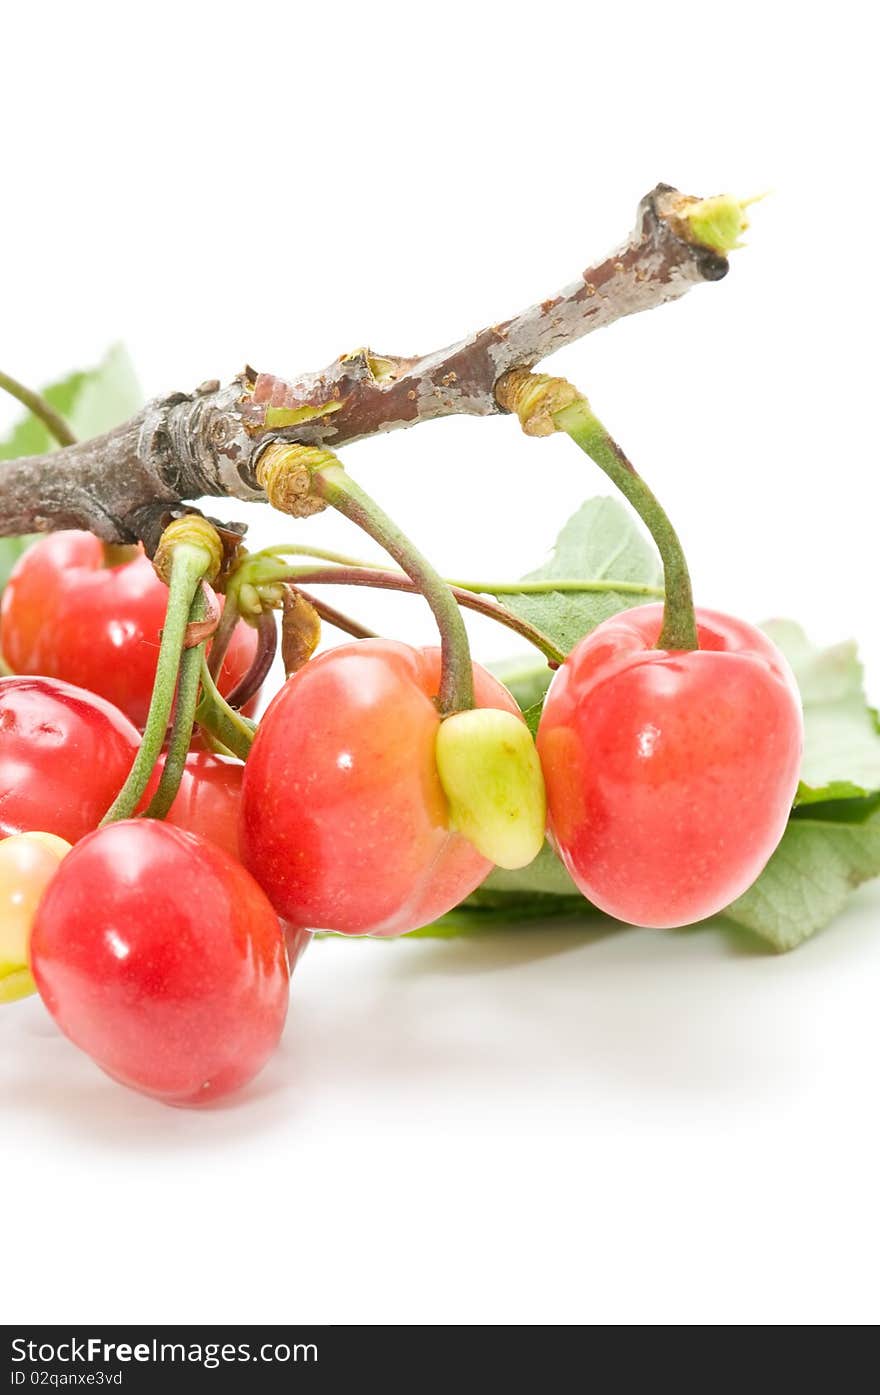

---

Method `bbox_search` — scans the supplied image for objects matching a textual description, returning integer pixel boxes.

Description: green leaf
[0,344,142,462]
[478,842,580,898]
[494,496,662,653]
[0,346,142,600]
[488,656,554,715]
[724,798,880,951]
[762,619,880,804]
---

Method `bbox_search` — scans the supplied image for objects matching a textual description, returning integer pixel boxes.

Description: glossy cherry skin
[240,640,522,936]
[140,752,244,859]
[0,676,141,842]
[137,764,316,984]
[30,821,289,1105]
[537,605,803,928]
[1,531,258,728]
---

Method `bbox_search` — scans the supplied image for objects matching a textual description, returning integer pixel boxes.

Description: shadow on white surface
[7,885,878,1154]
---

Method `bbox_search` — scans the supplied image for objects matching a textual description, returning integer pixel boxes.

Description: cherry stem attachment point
[102,542,212,825]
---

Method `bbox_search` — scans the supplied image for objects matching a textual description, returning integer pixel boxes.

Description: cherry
[30,820,289,1105]
[0,531,258,728]
[537,604,803,928]
[0,676,141,842]
[140,752,243,859]
[140,755,311,964]
[240,639,523,936]
[0,832,70,1004]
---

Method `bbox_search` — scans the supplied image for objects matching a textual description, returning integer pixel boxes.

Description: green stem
[554,399,699,651]
[311,464,475,713]
[450,577,664,598]
[245,546,661,603]
[248,563,566,668]
[294,589,379,641]
[194,658,256,760]
[0,369,77,447]
[257,542,382,570]
[101,545,212,824]
[142,590,207,820]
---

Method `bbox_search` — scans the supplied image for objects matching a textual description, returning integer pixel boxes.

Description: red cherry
[240,639,521,936]
[0,531,258,728]
[537,604,803,928]
[30,820,289,1105]
[0,675,140,842]
[140,752,243,859]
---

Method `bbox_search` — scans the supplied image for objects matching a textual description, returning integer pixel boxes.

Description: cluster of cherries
[0,519,804,1108]
[0,365,806,1109]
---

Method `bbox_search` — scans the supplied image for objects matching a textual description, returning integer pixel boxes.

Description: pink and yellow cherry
[0,832,70,1004]
[240,639,533,936]
[537,604,804,928]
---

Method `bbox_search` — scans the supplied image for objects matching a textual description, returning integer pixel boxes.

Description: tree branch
[0,184,729,546]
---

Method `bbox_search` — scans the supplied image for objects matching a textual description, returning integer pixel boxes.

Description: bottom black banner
[2,1326,558,1388]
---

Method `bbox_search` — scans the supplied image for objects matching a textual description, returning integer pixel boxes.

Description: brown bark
[0,185,728,547]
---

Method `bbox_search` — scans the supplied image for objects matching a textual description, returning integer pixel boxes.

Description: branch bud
[674,193,760,254]
[496,370,583,437]
[153,514,224,587]
[255,442,335,518]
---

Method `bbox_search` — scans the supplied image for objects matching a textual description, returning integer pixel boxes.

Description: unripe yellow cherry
[436,708,547,870]
[0,832,71,1004]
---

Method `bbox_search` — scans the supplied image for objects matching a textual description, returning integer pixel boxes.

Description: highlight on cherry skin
[537,604,804,929]
[0,675,141,843]
[29,821,290,1107]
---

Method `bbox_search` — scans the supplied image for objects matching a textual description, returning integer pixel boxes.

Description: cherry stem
[553,399,699,651]
[101,543,211,824]
[142,588,207,821]
[194,658,256,760]
[451,577,663,599]
[311,463,476,713]
[0,369,77,448]
[224,608,278,710]
[207,589,240,681]
[294,589,379,640]
[257,542,382,570]
[246,544,662,602]
[251,563,566,668]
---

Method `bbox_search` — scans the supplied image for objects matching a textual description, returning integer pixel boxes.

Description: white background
[2,0,879,1326]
